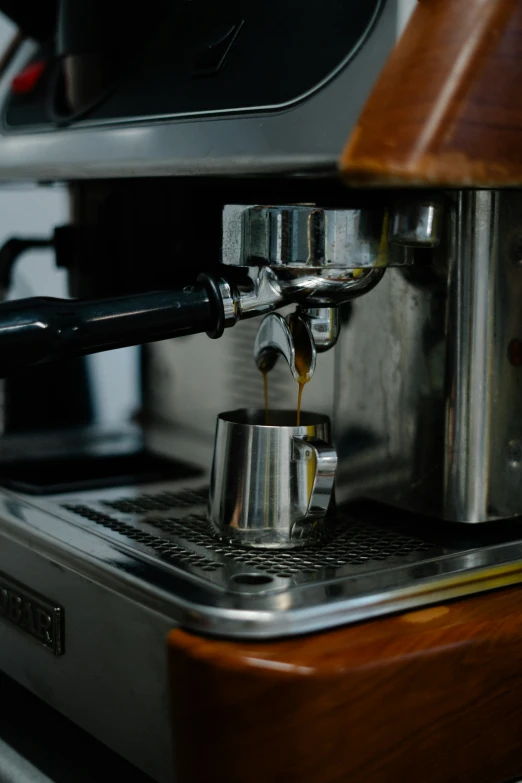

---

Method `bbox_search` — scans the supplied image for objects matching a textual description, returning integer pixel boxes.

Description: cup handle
[293,437,338,517]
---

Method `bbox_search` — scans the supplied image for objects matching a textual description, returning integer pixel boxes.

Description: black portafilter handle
[0,280,225,378]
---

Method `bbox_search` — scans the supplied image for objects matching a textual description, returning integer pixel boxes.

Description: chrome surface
[226,266,284,321]
[222,204,401,308]
[208,409,337,548]
[445,190,496,523]
[213,276,238,328]
[253,311,316,382]
[444,190,522,522]
[261,265,387,308]
[0,2,396,179]
[301,306,340,352]
[3,476,522,640]
[389,199,443,247]
[239,205,397,269]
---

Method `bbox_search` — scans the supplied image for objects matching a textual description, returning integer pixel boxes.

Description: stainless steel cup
[209,408,337,548]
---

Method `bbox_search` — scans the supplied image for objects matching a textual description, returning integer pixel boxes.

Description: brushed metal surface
[0,514,175,783]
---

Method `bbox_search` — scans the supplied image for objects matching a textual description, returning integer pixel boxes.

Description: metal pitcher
[209,408,337,548]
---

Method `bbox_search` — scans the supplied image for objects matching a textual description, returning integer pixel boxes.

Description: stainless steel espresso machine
[0,1,521,781]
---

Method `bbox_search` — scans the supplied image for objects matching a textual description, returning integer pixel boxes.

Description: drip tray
[62,490,438,584]
[7,481,522,638]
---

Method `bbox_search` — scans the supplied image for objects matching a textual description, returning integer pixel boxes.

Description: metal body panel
[335,190,522,523]
[0,1,395,180]
[0,500,175,783]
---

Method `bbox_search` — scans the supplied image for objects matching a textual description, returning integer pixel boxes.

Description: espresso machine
[0,1,521,782]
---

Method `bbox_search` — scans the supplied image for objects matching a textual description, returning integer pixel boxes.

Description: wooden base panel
[169,587,522,783]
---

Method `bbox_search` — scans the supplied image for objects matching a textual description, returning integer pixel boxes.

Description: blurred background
[0,13,139,430]
[0,0,415,432]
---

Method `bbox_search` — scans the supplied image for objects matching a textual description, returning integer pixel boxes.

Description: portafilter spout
[254,311,317,383]
[253,306,341,383]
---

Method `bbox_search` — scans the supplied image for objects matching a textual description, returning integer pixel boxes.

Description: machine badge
[0,571,64,655]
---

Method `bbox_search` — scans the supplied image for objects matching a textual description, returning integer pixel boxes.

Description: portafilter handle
[0,285,220,378]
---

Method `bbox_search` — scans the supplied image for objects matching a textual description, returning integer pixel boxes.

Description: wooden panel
[168,587,522,783]
[341,0,522,186]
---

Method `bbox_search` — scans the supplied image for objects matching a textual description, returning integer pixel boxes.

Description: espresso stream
[291,313,313,425]
[259,315,313,426]
[262,369,269,425]
[295,362,309,427]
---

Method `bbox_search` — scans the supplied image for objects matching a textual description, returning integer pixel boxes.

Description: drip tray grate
[22,480,522,637]
[62,487,442,585]
[62,502,223,573]
[101,488,209,513]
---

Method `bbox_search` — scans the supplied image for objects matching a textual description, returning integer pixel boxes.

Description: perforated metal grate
[158,512,434,576]
[102,488,209,514]
[25,480,522,638]
[62,488,439,582]
[62,502,222,572]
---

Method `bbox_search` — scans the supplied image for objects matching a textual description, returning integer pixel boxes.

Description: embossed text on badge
[0,571,64,655]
